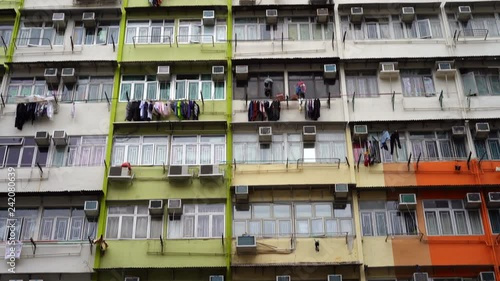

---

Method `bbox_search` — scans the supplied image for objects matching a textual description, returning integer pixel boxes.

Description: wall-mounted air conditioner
[82,12,96,27]
[44,68,59,84]
[236,235,256,253]
[474,122,490,139]
[379,62,400,79]
[199,165,224,180]
[353,125,368,139]
[327,275,342,281]
[210,276,224,281]
[52,13,66,29]
[84,200,99,218]
[235,65,249,80]
[167,165,192,181]
[458,6,472,22]
[259,127,272,143]
[167,199,182,216]
[235,185,249,201]
[212,66,225,81]
[276,276,291,281]
[61,68,76,83]
[239,0,256,5]
[435,61,456,78]
[465,193,481,209]
[399,193,417,210]
[488,192,500,208]
[334,184,348,199]
[302,126,317,142]
[53,130,68,146]
[266,9,278,24]
[149,200,164,216]
[35,131,51,147]
[157,66,171,81]
[451,126,466,138]
[479,272,496,281]
[324,64,337,79]
[413,273,429,281]
[203,10,215,26]
[401,7,415,23]
[108,166,133,181]
[350,7,364,23]
[316,8,329,24]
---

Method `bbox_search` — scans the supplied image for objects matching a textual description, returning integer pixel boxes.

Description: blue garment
[381,131,390,144]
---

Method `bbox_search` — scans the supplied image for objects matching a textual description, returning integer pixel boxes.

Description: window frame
[359,201,418,236]
[345,71,379,97]
[167,204,225,239]
[474,130,500,160]
[423,199,484,236]
[125,19,174,45]
[61,76,114,103]
[170,135,226,165]
[18,21,64,47]
[1,137,49,168]
[461,69,500,96]
[50,135,107,167]
[400,69,436,97]
[111,136,169,166]
[74,21,120,46]
[105,205,163,240]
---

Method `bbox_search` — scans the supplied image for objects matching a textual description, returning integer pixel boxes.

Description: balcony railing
[175,35,214,47]
[132,35,172,47]
[453,29,489,41]
[14,37,53,49]
[1,36,7,55]
[233,32,294,52]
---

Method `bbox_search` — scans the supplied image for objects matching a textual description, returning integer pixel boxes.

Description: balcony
[23,0,120,9]
[127,0,227,8]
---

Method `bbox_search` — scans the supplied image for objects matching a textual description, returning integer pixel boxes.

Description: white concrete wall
[23,0,121,9]
[234,40,337,59]
[341,39,449,60]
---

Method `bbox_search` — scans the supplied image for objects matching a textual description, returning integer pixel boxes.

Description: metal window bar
[296,158,342,169]
[132,35,172,47]
[70,36,74,52]
[14,37,53,49]
[175,35,214,47]
[0,36,7,55]
[111,35,116,52]
[462,28,489,40]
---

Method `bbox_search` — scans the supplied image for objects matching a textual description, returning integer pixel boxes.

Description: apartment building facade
[1,0,500,281]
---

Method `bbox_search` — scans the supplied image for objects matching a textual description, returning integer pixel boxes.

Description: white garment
[46,102,54,119]
[71,102,76,119]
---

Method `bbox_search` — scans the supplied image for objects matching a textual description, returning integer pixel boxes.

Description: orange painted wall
[413,161,477,186]
[477,161,500,185]
[383,163,417,186]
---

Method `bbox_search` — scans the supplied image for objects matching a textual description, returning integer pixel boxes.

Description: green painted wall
[99,239,226,268]
[127,0,227,7]
[122,44,227,62]
[0,0,21,10]
[99,268,225,281]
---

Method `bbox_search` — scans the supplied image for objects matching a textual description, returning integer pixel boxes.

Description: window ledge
[351,38,446,45]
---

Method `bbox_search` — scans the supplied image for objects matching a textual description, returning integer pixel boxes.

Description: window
[233,132,346,164]
[39,208,97,241]
[234,18,282,41]
[178,19,226,44]
[170,135,225,165]
[106,205,163,239]
[345,71,379,97]
[448,13,499,38]
[111,136,168,166]
[401,69,435,97]
[119,75,224,102]
[288,72,340,99]
[409,131,467,160]
[51,136,107,167]
[0,137,49,168]
[61,76,114,102]
[286,17,334,41]
[462,69,500,96]
[423,200,483,235]
[360,201,417,236]
[233,202,353,238]
[341,14,442,40]
[474,130,500,160]
[6,77,50,103]
[74,21,119,45]
[18,21,64,46]
[488,208,500,233]
[0,24,13,46]
[167,204,224,239]
[0,209,38,241]
[125,20,174,44]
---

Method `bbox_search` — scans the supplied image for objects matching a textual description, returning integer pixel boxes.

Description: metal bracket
[30,238,37,255]
[391,91,395,111]
[467,151,472,171]
[407,153,412,171]
[438,90,443,109]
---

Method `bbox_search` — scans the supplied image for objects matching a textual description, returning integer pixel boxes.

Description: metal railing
[132,35,172,47]
[454,29,489,41]
[175,35,214,47]
[233,32,294,52]
[14,37,53,49]
[0,36,7,55]
[228,158,342,169]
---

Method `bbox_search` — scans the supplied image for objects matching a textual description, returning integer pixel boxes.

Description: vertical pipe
[225,0,233,281]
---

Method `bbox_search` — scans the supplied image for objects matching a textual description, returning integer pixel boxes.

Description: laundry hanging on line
[303,99,321,121]
[15,102,54,131]
[125,100,200,122]
[247,100,281,122]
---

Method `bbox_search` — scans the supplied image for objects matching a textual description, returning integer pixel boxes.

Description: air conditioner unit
[303,126,317,142]
[82,12,96,27]
[52,13,66,29]
[259,127,272,143]
[324,64,337,79]
[235,65,249,80]
[239,0,256,5]
[379,62,400,79]
[61,68,76,83]
[149,200,164,216]
[479,272,496,281]
[458,6,472,22]
[266,9,278,24]
[35,131,51,147]
[108,166,133,181]
[44,68,59,84]
[52,130,68,146]
[167,199,182,215]
[474,122,490,139]
[350,7,364,23]
[399,193,417,210]
[157,66,171,81]
[235,185,249,204]
[413,273,429,281]
[210,276,224,281]
[203,10,215,26]
[236,235,256,254]
[353,125,368,139]
[84,200,99,218]
[212,66,225,81]
[465,193,481,208]
[328,275,342,281]
[316,8,329,24]
[451,126,466,138]
[435,61,456,78]
[488,192,500,208]
[167,165,192,181]
[199,165,224,180]
[401,7,415,23]
[124,278,140,281]
[334,184,349,199]
[277,276,291,281]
